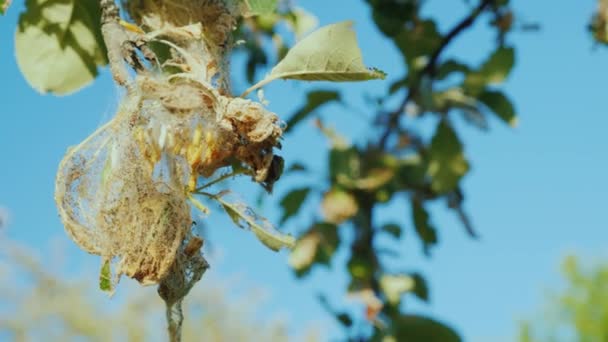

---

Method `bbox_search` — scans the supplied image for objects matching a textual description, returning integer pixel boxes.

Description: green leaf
[411,273,429,302]
[481,46,515,84]
[478,90,518,127]
[15,0,107,95]
[214,192,295,251]
[427,120,469,194]
[381,223,402,239]
[242,21,385,96]
[434,88,488,130]
[285,90,341,133]
[392,315,462,342]
[464,46,515,94]
[286,162,307,173]
[368,0,418,37]
[243,0,278,16]
[437,59,470,80]
[394,20,442,68]
[279,187,311,224]
[329,146,361,183]
[412,199,438,255]
[99,259,112,292]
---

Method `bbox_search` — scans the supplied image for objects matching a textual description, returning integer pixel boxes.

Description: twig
[100,0,152,87]
[378,0,492,149]
[166,300,184,342]
[100,0,131,86]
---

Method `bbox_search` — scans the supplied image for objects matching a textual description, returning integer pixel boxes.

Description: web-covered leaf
[213,191,295,251]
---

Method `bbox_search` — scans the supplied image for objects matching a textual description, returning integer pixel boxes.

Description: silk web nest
[54,0,289,300]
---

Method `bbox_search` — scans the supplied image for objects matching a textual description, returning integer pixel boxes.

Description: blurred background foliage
[0,239,319,342]
[4,0,608,340]
[519,255,608,342]
[236,0,522,339]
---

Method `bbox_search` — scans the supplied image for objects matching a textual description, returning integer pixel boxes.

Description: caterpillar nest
[55,66,283,291]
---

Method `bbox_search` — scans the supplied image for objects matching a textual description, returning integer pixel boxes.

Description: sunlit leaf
[427,120,469,194]
[380,274,415,305]
[478,90,518,127]
[412,199,438,255]
[288,223,338,277]
[321,189,358,224]
[214,192,295,251]
[286,90,341,133]
[288,232,319,274]
[279,187,311,224]
[242,0,278,16]
[242,21,385,96]
[15,0,107,95]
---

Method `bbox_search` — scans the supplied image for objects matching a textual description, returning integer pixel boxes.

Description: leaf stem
[194,171,244,192]
[241,76,276,98]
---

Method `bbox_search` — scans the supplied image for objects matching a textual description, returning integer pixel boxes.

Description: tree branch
[378,0,493,148]
[100,0,131,86]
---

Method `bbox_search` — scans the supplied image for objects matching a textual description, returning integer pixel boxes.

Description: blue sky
[1,0,608,341]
